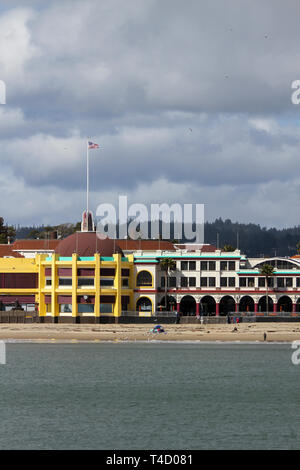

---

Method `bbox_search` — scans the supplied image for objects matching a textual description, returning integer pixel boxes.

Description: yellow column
[37,254,47,317]
[51,254,59,318]
[94,253,100,319]
[72,253,78,319]
[113,253,122,317]
[128,254,134,312]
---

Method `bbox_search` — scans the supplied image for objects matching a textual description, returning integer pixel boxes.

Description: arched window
[254,259,300,270]
[136,271,152,287]
[136,297,152,312]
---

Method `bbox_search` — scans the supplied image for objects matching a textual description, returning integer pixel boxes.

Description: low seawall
[1,312,300,324]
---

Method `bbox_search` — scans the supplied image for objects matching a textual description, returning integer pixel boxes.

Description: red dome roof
[55,232,123,257]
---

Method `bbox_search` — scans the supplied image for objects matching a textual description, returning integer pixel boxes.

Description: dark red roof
[0,245,24,258]
[55,232,123,257]
[201,244,217,252]
[12,239,60,250]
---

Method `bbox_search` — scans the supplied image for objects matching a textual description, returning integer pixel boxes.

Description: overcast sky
[1,0,300,228]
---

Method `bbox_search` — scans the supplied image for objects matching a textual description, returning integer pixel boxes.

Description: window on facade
[59,304,72,313]
[297,278,300,287]
[200,277,208,287]
[189,277,196,287]
[136,297,152,312]
[161,277,165,288]
[45,279,52,286]
[78,278,94,287]
[189,261,196,271]
[228,278,235,287]
[258,278,265,287]
[277,278,284,288]
[137,271,152,287]
[248,277,254,288]
[228,261,235,271]
[276,277,292,288]
[181,261,188,270]
[268,278,274,287]
[100,279,114,287]
[220,277,227,287]
[220,261,227,271]
[256,260,297,270]
[100,268,115,276]
[209,261,216,270]
[209,277,216,287]
[286,278,293,287]
[277,260,296,270]
[181,277,188,287]
[46,303,51,313]
[169,277,176,288]
[122,278,129,287]
[59,278,72,286]
[201,261,208,270]
[100,303,113,313]
[78,304,94,313]
[239,278,246,287]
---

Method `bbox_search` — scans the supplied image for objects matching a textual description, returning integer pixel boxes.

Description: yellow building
[0,233,135,323]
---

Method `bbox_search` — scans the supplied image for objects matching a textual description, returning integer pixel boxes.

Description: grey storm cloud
[1,0,300,227]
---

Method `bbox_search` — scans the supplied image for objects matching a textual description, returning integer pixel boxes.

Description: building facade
[1,234,300,320]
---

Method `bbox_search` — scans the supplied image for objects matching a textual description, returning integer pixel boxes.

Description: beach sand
[0,322,299,342]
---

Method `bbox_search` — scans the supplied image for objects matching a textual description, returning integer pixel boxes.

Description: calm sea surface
[0,341,299,450]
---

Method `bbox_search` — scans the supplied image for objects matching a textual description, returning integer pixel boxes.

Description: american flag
[88,141,99,149]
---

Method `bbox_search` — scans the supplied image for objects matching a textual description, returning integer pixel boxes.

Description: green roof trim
[134,254,241,260]
[45,256,128,262]
[238,270,300,275]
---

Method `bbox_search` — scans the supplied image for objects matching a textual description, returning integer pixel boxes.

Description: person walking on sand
[264,332,267,341]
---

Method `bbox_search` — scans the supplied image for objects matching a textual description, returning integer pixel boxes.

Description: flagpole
[86,140,89,217]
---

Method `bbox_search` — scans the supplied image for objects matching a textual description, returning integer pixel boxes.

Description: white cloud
[1,0,300,228]
[0,8,37,88]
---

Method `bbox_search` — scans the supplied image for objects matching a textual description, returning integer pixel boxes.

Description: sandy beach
[0,322,299,342]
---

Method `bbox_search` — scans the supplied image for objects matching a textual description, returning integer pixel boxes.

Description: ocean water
[0,341,299,450]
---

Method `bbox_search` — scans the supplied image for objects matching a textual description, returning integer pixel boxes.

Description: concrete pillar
[176,302,180,312]
[196,303,200,315]
[216,302,219,316]
[273,302,277,313]
[293,303,297,313]
[254,302,258,313]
